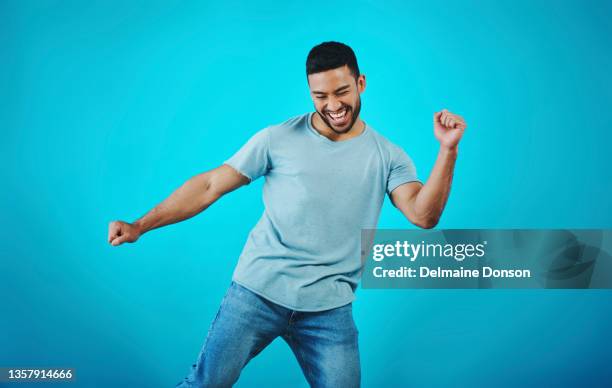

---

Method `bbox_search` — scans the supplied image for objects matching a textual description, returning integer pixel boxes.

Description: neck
[311,112,365,142]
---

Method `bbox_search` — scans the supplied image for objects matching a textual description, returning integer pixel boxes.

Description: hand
[433,109,467,150]
[108,220,141,246]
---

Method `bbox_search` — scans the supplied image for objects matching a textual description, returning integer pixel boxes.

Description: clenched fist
[434,109,467,149]
[108,220,141,246]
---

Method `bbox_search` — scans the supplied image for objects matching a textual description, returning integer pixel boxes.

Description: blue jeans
[176,281,360,387]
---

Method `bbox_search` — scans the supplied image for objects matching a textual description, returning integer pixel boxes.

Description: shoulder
[266,113,309,133]
[366,124,407,159]
[243,113,306,141]
[263,113,311,144]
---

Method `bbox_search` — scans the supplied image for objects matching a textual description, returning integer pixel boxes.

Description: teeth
[329,109,347,119]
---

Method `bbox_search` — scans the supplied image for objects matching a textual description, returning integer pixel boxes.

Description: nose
[327,97,342,112]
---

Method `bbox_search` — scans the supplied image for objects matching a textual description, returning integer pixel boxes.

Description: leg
[283,303,361,388]
[177,282,287,387]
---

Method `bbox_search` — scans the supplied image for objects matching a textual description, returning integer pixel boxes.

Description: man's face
[308,65,366,134]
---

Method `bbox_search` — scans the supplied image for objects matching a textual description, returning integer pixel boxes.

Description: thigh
[284,303,361,388]
[177,282,287,388]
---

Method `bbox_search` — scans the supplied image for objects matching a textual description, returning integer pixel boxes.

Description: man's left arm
[391,109,467,229]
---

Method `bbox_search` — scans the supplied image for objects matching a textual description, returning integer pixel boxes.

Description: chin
[328,116,355,134]
[332,124,352,134]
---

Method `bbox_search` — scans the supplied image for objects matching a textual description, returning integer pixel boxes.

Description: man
[108,41,466,387]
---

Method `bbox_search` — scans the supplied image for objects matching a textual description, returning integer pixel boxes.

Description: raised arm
[390,109,466,229]
[108,164,249,246]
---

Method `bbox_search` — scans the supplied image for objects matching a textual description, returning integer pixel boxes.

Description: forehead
[307,65,355,92]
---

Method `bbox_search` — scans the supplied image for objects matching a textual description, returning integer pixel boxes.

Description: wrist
[133,220,146,235]
[439,144,459,158]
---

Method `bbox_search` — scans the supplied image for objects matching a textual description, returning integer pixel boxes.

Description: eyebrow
[312,84,351,95]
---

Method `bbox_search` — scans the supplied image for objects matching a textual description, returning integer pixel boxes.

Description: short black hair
[306,41,360,79]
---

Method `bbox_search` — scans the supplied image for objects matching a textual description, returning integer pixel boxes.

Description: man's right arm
[107,164,249,246]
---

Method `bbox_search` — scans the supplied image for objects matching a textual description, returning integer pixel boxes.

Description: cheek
[342,98,356,110]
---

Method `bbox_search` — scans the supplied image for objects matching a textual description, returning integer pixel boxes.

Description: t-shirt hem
[223,162,253,182]
[388,178,423,194]
[232,277,355,312]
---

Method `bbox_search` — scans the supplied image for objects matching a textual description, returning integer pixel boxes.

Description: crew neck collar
[307,112,369,145]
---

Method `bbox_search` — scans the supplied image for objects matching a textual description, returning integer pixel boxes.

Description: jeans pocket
[343,303,359,336]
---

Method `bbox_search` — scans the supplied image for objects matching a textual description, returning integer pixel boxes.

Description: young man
[108,41,466,387]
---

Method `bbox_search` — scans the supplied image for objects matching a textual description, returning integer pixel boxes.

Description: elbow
[193,172,220,208]
[413,216,439,229]
[420,220,438,229]
[400,207,440,229]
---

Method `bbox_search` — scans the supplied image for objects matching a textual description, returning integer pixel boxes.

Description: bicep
[390,181,423,217]
[207,164,250,197]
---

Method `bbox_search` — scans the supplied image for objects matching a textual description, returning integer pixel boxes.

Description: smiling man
[108,41,466,387]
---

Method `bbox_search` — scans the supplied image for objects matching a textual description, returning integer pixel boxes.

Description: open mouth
[326,107,351,127]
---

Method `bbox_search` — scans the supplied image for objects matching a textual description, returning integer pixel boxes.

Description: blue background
[2,1,612,386]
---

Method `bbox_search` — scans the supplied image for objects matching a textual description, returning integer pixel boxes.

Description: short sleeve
[387,146,421,194]
[224,128,270,182]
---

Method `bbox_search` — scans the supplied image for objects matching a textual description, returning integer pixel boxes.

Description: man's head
[306,42,366,135]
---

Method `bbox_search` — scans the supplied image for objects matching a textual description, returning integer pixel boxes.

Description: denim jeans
[176,281,360,387]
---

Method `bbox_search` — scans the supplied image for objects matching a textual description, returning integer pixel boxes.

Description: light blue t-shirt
[225,112,420,311]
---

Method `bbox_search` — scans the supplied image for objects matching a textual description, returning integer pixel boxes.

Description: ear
[357,74,366,93]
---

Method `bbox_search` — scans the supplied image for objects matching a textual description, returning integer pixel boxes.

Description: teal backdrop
[2,1,611,386]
